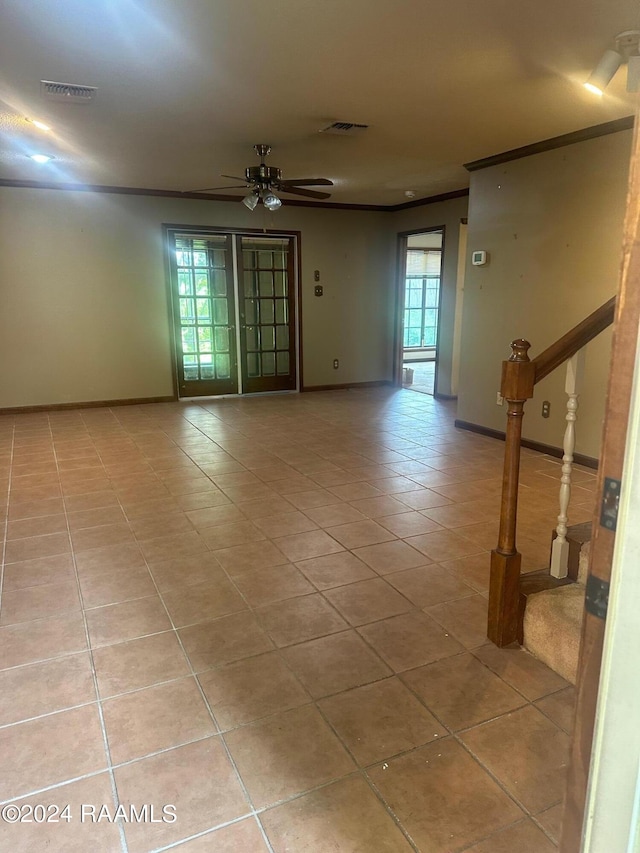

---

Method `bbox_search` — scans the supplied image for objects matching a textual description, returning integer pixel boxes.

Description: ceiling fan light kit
[189,144,333,210]
[584,30,640,95]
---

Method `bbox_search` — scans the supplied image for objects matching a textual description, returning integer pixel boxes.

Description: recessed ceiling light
[29,154,55,164]
[26,118,51,132]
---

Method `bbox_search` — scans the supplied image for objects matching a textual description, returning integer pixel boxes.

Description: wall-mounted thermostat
[471,250,488,266]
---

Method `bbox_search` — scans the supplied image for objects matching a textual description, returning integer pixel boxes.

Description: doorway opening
[398,229,443,396]
[165,227,300,398]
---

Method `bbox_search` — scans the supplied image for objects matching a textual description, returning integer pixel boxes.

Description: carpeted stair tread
[523,584,585,684]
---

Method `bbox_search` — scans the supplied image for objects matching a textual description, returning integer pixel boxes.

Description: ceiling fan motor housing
[246,164,282,185]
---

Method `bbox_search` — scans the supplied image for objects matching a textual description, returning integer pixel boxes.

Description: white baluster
[550,349,586,578]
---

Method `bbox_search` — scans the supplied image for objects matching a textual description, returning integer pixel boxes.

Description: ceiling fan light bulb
[262,191,282,211]
[242,191,259,210]
[584,48,623,95]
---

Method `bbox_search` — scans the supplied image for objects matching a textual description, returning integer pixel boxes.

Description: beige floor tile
[352,539,429,574]
[254,510,320,538]
[394,488,452,510]
[302,503,367,528]
[73,541,146,577]
[402,652,525,730]
[426,593,490,648]
[225,705,355,808]
[198,651,309,730]
[79,564,157,608]
[284,489,342,510]
[460,705,570,812]
[186,504,246,529]
[535,686,576,733]
[0,772,122,853]
[2,553,75,591]
[406,528,483,562]
[212,540,289,575]
[386,564,476,607]
[4,532,71,564]
[172,818,270,851]
[473,644,569,701]
[147,552,224,591]
[463,818,557,852]
[8,496,65,520]
[0,704,107,801]
[282,630,391,698]
[295,551,376,589]
[93,630,191,697]
[319,677,446,766]
[103,676,216,763]
[376,510,442,537]
[66,505,126,531]
[85,595,172,647]
[0,612,87,669]
[324,578,414,626]
[161,576,247,627]
[179,611,273,672]
[440,551,492,592]
[328,520,397,549]
[328,482,384,501]
[262,775,413,852]
[114,737,250,852]
[200,521,267,549]
[368,738,523,853]
[0,579,81,626]
[139,530,209,562]
[256,593,348,646]
[232,563,314,606]
[272,529,344,562]
[359,610,465,672]
[6,513,68,540]
[535,802,564,844]
[0,653,95,726]
[129,512,195,540]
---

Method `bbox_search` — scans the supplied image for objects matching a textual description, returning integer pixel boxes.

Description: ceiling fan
[189,144,333,210]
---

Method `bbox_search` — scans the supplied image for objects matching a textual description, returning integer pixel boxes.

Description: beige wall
[391,196,470,397]
[457,129,632,458]
[0,188,394,407]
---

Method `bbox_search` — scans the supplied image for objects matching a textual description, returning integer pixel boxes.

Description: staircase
[523,538,590,683]
[487,298,615,678]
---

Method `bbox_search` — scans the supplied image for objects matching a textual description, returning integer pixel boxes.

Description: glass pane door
[237,236,297,393]
[171,234,238,396]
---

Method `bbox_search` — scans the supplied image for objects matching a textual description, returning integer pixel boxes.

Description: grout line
[51,418,130,853]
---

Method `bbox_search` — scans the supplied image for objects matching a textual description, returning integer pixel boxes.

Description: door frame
[394,225,446,396]
[560,108,640,853]
[163,224,303,398]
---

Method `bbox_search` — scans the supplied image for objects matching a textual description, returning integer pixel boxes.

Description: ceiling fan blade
[276,186,331,200]
[185,185,248,193]
[221,174,248,182]
[278,178,334,187]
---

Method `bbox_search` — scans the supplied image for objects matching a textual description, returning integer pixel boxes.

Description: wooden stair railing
[488,297,616,647]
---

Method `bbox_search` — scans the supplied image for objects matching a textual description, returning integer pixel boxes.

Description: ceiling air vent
[319,121,369,136]
[41,80,97,103]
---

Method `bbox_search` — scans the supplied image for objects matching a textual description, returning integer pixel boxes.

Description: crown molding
[464,115,635,172]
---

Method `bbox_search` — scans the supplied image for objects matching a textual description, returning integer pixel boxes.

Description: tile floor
[403,361,435,395]
[0,387,597,852]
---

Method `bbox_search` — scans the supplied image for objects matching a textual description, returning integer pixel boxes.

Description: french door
[168,230,298,397]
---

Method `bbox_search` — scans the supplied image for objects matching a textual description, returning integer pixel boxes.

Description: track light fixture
[584,30,640,95]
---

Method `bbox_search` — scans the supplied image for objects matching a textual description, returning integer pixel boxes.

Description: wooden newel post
[488,338,535,646]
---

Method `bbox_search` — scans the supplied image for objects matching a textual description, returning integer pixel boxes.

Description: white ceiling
[0,0,637,205]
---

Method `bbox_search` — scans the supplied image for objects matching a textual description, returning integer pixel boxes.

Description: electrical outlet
[333,359,339,369]
[542,401,551,418]
[496,392,504,406]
